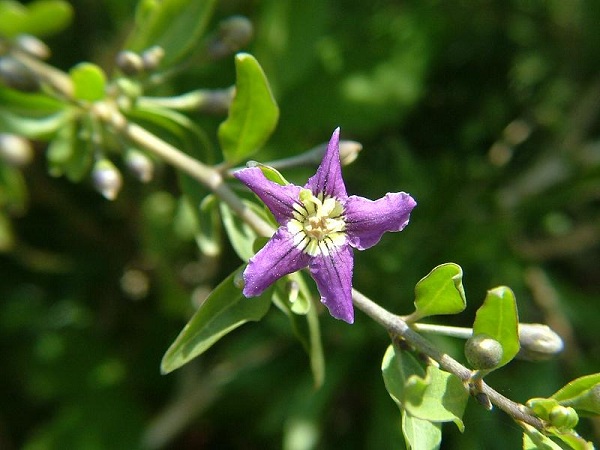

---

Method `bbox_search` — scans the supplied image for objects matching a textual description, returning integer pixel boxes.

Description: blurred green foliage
[1,0,600,448]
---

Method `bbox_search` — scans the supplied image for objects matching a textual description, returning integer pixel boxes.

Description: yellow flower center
[287,189,346,256]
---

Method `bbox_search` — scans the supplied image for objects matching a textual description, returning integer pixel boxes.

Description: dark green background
[1,0,599,448]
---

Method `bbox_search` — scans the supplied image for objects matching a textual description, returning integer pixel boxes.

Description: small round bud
[207,16,253,60]
[141,46,165,71]
[92,159,123,200]
[465,334,503,370]
[517,324,564,361]
[233,269,245,289]
[115,50,144,76]
[14,34,51,60]
[549,405,578,430]
[125,148,154,183]
[0,133,34,167]
[0,56,40,91]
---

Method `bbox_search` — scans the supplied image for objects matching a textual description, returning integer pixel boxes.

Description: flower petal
[305,128,347,200]
[309,244,354,323]
[243,228,311,297]
[234,167,302,224]
[344,192,416,250]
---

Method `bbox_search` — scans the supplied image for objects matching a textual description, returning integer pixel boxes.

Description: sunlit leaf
[161,267,272,374]
[254,163,290,185]
[411,263,466,321]
[472,286,519,369]
[0,0,72,38]
[551,373,600,416]
[402,412,442,450]
[126,0,217,67]
[70,63,106,102]
[548,429,594,450]
[404,365,468,431]
[522,423,564,450]
[218,53,279,163]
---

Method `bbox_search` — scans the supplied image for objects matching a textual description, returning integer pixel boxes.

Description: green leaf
[126,0,217,67]
[46,118,93,182]
[472,286,519,369]
[194,195,222,257]
[0,109,66,139]
[161,267,272,374]
[410,263,466,321]
[548,429,594,450]
[253,163,290,185]
[218,53,279,163]
[522,423,564,450]
[404,365,468,431]
[70,63,106,102]
[381,344,425,410]
[551,373,600,416]
[0,0,73,38]
[402,412,442,450]
[219,199,273,262]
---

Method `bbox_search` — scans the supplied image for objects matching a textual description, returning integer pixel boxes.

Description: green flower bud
[465,334,503,370]
[115,50,144,76]
[549,405,578,430]
[0,133,34,167]
[15,34,51,60]
[92,159,122,200]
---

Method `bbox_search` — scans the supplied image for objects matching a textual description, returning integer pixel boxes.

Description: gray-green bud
[0,133,34,167]
[517,324,564,361]
[465,334,503,370]
[92,159,123,200]
[207,16,253,60]
[0,56,40,91]
[14,34,51,60]
[125,148,154,183]
[141,46,165,71]
[116,50,144,76]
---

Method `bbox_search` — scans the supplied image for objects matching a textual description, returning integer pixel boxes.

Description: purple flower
[234,128,416,323]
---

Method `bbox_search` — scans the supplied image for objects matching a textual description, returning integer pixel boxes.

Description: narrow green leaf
[522,424,564,450]
[551,374,600,416]
[0,109,66,139]
[404,365,468,431]
[548,429,594,450]
[402,412,442,450]
[219,200,259,262]
[472,286,519,368]
[0,0,72,38]
[411,263,466,320]
[161,267,272,374]
[218,53,279,163]
[126,0,217,67]
[70,63,106,102]
[193,195,222,257]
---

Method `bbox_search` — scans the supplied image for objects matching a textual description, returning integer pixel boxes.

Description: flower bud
[339,140,362,166]
[92,159,122,200]
[549,405,578,430]
[0,56,40,91]
[465,334,503,370]
[125,148,154,183]
[233,269,245,289]
[14,34,51,60]
[141,46,165,71]
[207,16,253,60]
[517,323,564,361]
[0,133,34,167]
[115,50,144,76]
